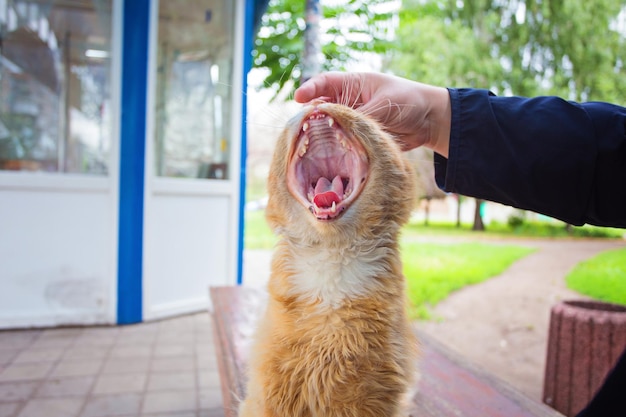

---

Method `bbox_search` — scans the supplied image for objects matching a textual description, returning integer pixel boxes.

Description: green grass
[245,214,623,251]
[244,210,277,250]
[401,242,534,319]
[566,247,626,305]
[243,211,624,318]
[405,220,624,239]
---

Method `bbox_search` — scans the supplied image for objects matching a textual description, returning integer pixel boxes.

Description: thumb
[294,72,349,103]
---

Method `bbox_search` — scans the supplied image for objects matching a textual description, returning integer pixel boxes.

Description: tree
[386,0,504,230]
[253,0,395,96]
[387,0,626,230]
[449,0,626,101]
[301,0,322,83]
[406,147,446,226]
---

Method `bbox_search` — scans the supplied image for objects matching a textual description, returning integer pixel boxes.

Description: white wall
[0,176,118,328]
[142,182,237,320]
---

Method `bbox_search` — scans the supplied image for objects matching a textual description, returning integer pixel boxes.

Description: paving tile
[92,373,146,394]
[72,336,118,348]
[81,327,120,337]
[0,349,19,366]
[119,322,159,335]
[114,332,157,346]
[197,369,221,389]
[142,390,196,414]
[29,332,78,349]
[0,362,53,382]
[38,328,83,340]
[62,346,110,361]
[35,376,95,398]
[16,397,83,417]
[150,357,194,373]
[195,355,216,371]
[147,371,195,391]
[101,357,150,374]
[199,389,222,411]
[13,347,65,364]
[80,393,141,417]
[156,330,195,344]
[109,345,152,359]
[152,345,193,358]
[50,359,103,377]
[0,331,40,349]
[0,381,38,401]
[0,403,21,417]
[198,409,227,417]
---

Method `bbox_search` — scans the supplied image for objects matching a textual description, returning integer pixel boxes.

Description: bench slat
[210,286,563,417]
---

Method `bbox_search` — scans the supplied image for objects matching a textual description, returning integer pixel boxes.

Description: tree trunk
[301,0,322,84]
[472,198,485,231]
[424,198,430,226]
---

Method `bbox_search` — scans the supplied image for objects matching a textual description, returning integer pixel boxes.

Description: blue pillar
[236,0,257,285]
[117,0,150,323]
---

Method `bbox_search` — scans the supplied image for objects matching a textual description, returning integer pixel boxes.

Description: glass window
[154,1,235,179]
[0,0,113,174]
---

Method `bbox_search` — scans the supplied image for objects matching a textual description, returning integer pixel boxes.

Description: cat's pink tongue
[313,175,344,208]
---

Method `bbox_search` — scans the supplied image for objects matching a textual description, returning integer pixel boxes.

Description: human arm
[295,72,626,228]
[439,89,626,228]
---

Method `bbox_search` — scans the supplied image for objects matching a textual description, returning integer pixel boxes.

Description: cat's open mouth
[287,109,369,221]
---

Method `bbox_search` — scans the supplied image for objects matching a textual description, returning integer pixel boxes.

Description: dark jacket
[435,88,626,228]
[434,89,626,416]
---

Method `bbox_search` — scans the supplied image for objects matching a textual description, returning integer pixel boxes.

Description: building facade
[0,0,264,328]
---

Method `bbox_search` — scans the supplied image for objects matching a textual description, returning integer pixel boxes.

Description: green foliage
[404,219,624,239]
[402,242,534,319]
[487,221,625,238]
[566,247,626,305]
[389,0,626,103]
[253,0,394,97]
[387,0,503,87]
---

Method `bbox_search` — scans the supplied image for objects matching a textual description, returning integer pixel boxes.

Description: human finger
[294,72,356,103]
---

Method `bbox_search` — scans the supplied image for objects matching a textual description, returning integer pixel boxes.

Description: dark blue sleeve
[434,88,626,228]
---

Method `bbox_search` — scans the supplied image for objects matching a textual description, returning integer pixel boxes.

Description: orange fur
[239,102,418,417]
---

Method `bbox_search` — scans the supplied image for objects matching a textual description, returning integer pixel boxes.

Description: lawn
[245,210,625,317]
[566,247,626,305]
[245,210,535,318]
[401,241,534,319]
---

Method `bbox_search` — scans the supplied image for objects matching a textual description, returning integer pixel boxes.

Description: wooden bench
[210,286,564,417]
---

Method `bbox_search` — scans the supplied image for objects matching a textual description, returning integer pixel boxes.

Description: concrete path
[414,238,626,402]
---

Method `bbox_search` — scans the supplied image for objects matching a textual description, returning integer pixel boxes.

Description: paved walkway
[0,238,623,417]
[0,313,224,417]
[416,238,626,402]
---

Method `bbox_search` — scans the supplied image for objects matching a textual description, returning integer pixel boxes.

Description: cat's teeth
[302,122,309,132]
[298,145,307,157]
[328,117,334,127]
[337,134,347,148]
[331,201,337,213]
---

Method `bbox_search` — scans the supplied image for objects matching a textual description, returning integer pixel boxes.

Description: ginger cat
[239,99,419,417]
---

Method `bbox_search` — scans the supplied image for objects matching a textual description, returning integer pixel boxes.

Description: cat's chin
[286,106,369,221]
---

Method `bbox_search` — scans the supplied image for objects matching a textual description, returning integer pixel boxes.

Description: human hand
[294,72,451,157]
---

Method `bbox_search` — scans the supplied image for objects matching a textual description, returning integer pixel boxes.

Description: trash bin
[543,300,626,416]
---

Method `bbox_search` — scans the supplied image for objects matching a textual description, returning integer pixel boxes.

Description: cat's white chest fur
[286,244,391,308]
